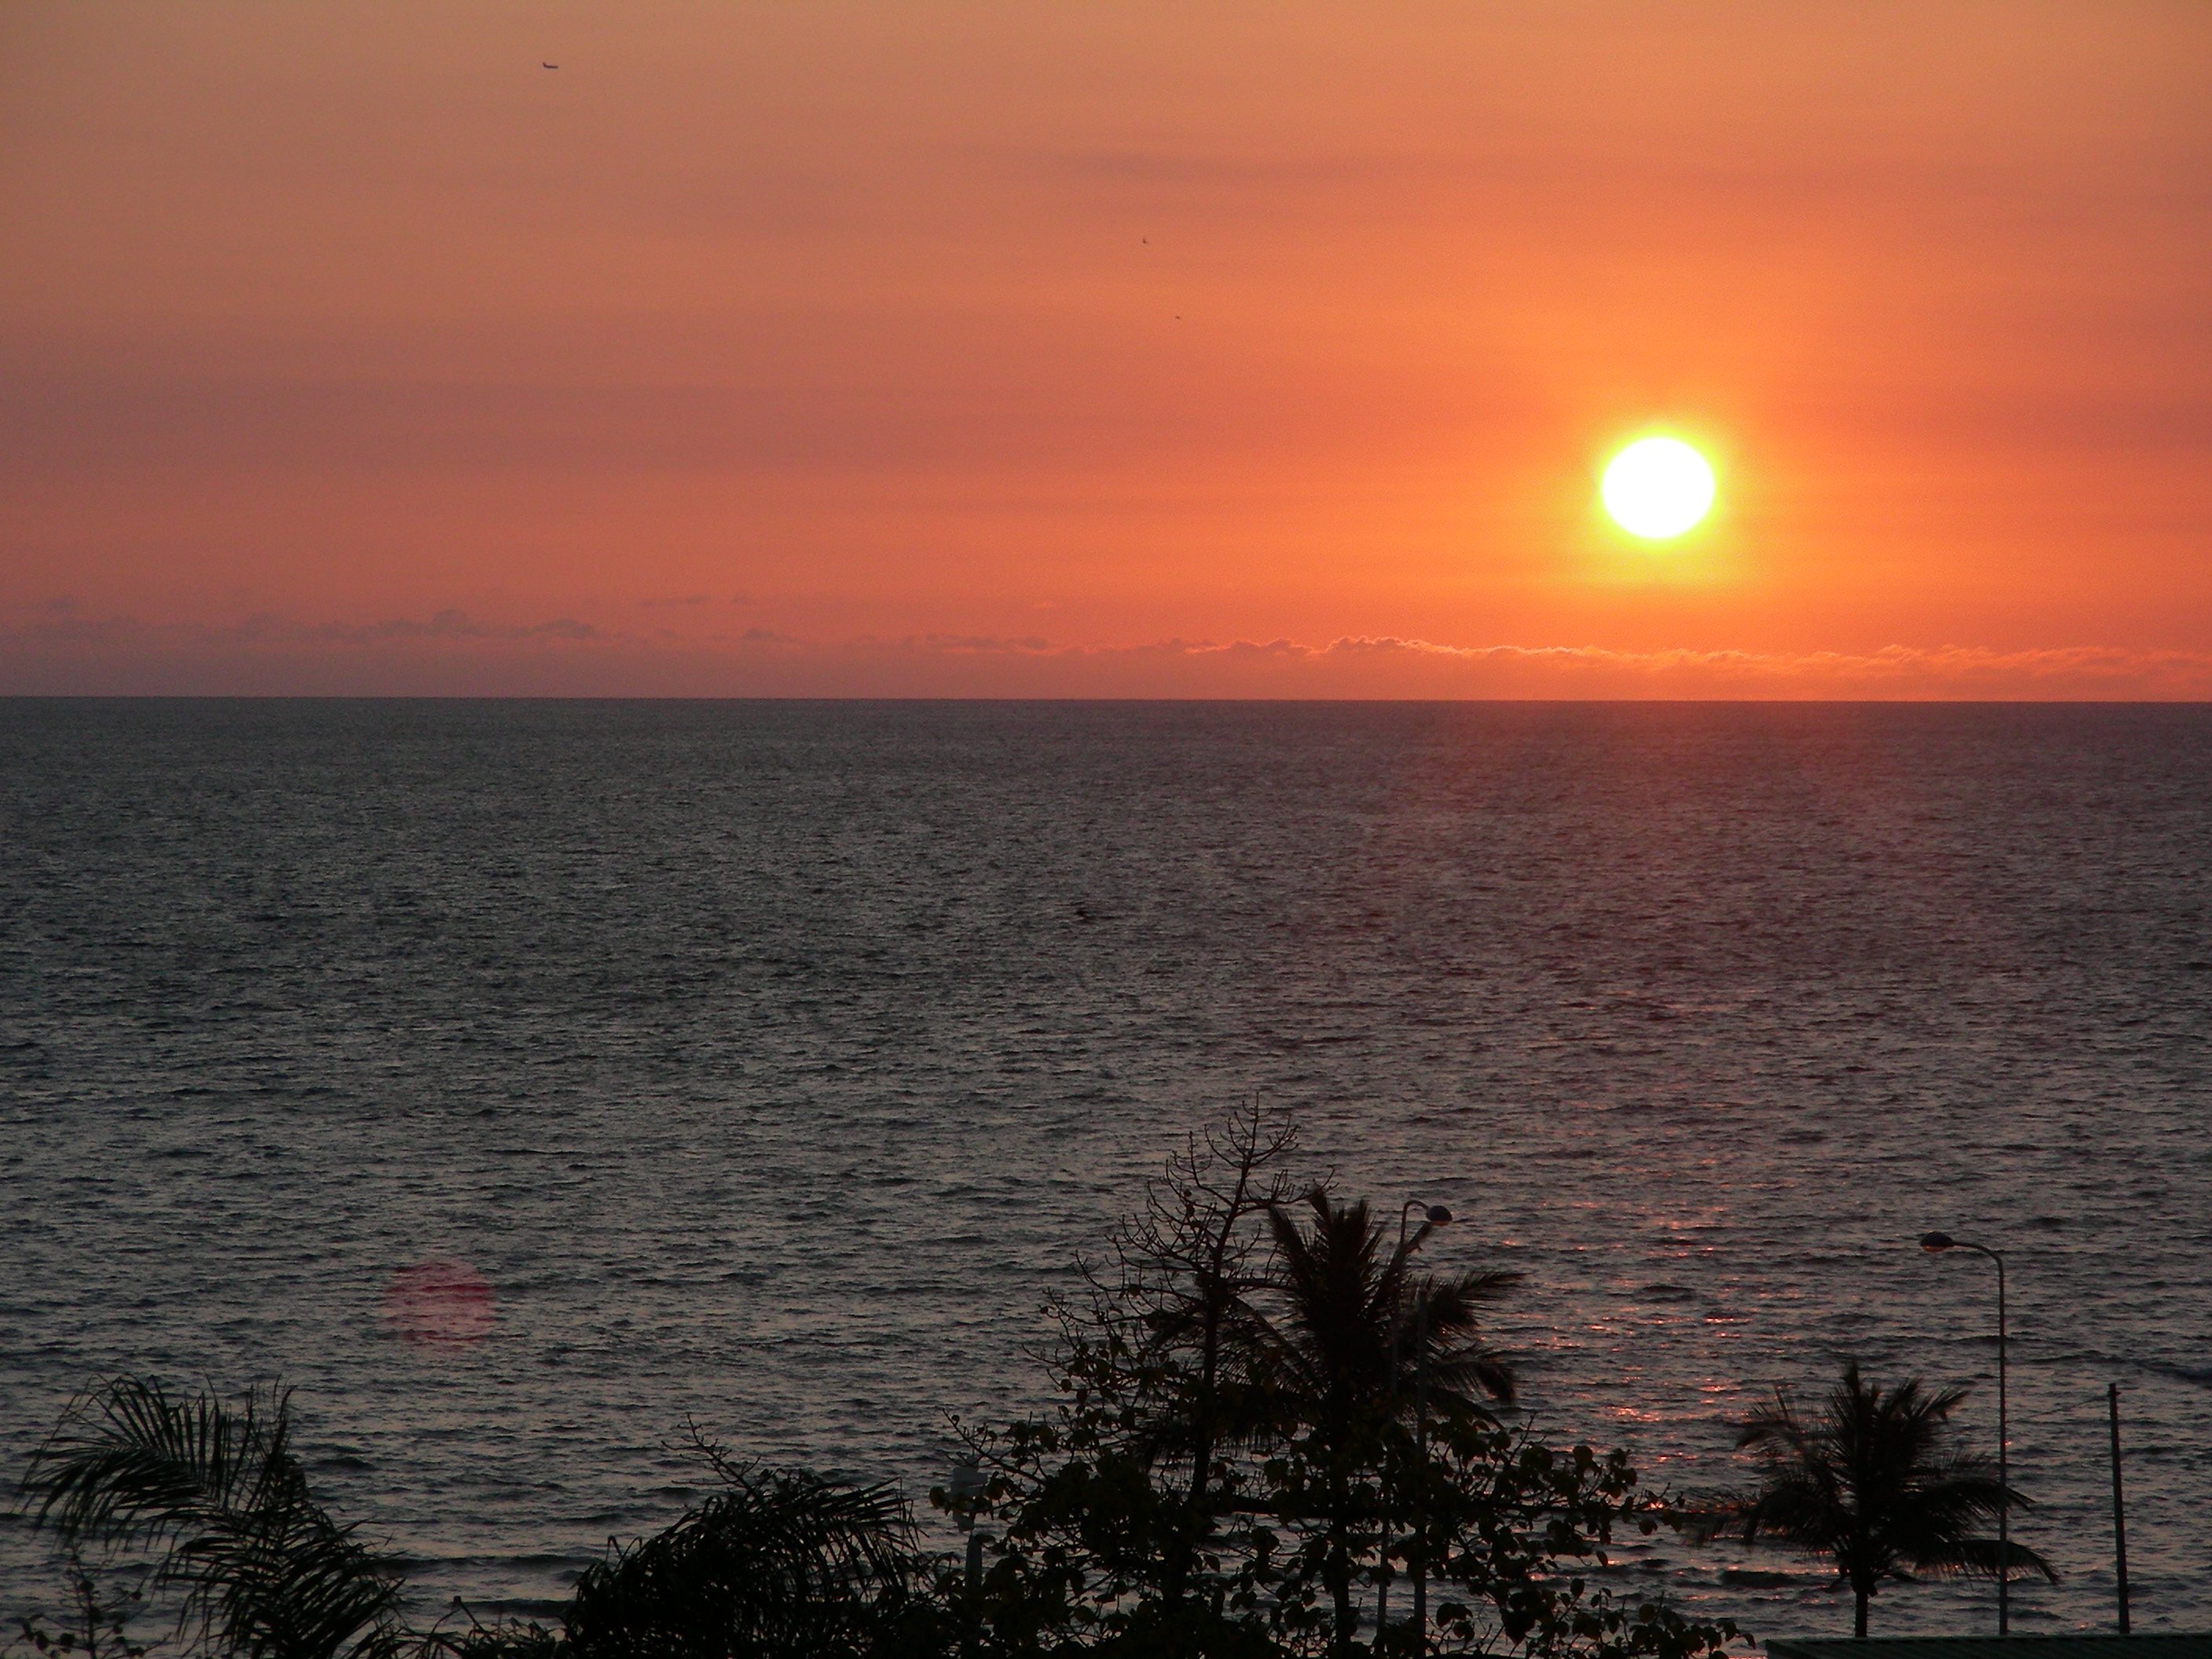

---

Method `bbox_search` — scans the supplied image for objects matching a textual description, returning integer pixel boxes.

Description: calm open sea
[2,700,2207,1638]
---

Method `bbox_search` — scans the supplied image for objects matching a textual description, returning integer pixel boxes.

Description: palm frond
[566,1461,923,1659]
[20,1376,404,1659]
[25,1375,276,1547]
[1928,1534,2060,1584]
[1412,1269,1522,1408]
[179,1496,406,1659]
[1724,1359,2056,1627]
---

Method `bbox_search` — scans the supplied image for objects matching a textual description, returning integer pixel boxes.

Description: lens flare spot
[382,1258,494,1350]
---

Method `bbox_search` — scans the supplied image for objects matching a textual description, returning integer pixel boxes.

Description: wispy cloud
[5,610,2209,700]
[266,610,604,644]
[1153,635,2212,689]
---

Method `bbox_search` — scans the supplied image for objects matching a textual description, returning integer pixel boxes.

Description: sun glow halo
[1600,437,1716,540]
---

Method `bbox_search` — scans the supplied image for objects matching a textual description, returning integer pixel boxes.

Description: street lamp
[1921,1231,2011,1636]
[1399,1200,1454,1256]
[1378,1201,1452,1656]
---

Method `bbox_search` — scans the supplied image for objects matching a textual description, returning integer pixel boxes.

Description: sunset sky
[5,2,2209,696]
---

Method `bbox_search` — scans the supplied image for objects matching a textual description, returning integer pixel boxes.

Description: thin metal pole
[1412,1295,1430,1656]
[1996,1250,2009,1638]
[965,1529,988,1659]
[2109,1382,2130,1635]
[1377,1314,1398,1637]
[1922,1234,2016,1638]
[1378,1204,1419,1640]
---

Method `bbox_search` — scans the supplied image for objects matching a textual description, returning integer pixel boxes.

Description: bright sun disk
[1601,437,1716,540]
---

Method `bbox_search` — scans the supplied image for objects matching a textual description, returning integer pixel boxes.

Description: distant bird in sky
[542,61,558,69]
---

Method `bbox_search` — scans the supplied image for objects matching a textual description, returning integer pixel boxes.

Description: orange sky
[4,2,2209,696]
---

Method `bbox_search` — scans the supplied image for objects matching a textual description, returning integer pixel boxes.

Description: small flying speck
[542,61,558,69]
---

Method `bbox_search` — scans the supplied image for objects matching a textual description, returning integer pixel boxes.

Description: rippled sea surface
[3,700,2208,1639]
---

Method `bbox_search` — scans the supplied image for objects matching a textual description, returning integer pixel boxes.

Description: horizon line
[8,692,2211,707]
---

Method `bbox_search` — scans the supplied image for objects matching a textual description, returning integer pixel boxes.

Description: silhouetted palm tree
[21,1376,405,1659]
[564,1448,928,1659]
[1259,1188,1518,1653]
[1732,1361,2055,1636]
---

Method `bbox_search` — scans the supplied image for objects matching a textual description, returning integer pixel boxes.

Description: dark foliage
[13,1111,1775,1659]
[1727,1361,2056,1636]
[562,1452,935,1659]
[1257,1188,1519,1651]
[4,1554,152,1659]
[936,1108,1313,1654]
[946,1115,1735,1659]
[20,1378,404,1659]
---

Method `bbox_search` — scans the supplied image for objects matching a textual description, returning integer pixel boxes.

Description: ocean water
[2,698,2207,1640]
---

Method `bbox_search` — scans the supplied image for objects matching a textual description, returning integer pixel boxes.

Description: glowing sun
[1601,437,1716,539]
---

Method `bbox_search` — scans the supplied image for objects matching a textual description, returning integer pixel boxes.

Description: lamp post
[1376,1200,1451,1656]
[1921,1231,2009,1635]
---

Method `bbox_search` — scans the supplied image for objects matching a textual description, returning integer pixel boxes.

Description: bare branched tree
[1105,1103,1302,1572]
